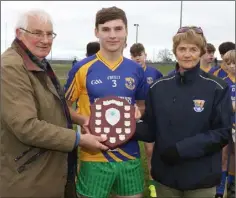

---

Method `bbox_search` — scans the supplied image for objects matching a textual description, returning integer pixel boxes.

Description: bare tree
[157,49,173,62]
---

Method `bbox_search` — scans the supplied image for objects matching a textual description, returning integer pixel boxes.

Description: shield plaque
[89,96,136,149]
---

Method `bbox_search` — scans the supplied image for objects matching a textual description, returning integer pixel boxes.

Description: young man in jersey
[65,6,148,198]
[214,43,235,198]
[224,50,235,198]
[130,43,163,198]
[213,42,235,77]
[200,43,216,73]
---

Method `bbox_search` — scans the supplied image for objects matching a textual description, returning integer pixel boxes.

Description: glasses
[177,26,203,35]
[20,28,57,40]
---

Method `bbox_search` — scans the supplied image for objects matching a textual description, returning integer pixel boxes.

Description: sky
[1,1,235,61]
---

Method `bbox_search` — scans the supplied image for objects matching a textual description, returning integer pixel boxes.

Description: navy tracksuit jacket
[134,64,233,190]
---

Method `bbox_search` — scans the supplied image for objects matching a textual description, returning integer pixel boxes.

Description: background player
[221,50,235,198]
[86,41,100,57]
[130,42,163,198]
[213,41,235,77]
[200,43,216,73]
[215,48,235,198]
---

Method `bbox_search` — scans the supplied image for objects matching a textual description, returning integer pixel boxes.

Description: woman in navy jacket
[134,26,233,198]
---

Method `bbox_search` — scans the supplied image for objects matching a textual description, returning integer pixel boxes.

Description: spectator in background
[86,41,100,57]
[72,57,77,67]
[200,43,216,73]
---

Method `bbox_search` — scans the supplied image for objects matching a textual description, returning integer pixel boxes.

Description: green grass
[53,63,175,85]
[56,63,174,197]
[156,65,174,76]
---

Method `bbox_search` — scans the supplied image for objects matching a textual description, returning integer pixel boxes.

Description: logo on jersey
[91,79,103,85]
[147,77,153,84]
[193,99,205,112]
[231,85,235,101]
[125,77,135,90]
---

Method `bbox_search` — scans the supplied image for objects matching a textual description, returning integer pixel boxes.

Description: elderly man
[0,9,108,198]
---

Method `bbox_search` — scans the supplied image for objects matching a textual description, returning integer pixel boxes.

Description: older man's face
[18,16,53,60]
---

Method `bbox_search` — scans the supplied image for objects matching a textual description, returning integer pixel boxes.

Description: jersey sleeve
[64,64,81,102]
[135,66,149,100]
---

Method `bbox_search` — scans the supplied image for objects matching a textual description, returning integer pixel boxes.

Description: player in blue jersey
[213,42,235,78]
[130,43,163,83]
[130,43,163,198]
[65,7,148,198]
[215,49,235,198]
[221,50,235,198]
[200,43,216,73]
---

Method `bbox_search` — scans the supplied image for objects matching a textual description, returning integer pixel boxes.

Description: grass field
[53,63,174,197]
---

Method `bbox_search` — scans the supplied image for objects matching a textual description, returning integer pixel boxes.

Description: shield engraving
[105,108,120,126]
[89,96,136,149]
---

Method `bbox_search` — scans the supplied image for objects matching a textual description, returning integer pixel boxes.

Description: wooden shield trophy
[89,96,136,149]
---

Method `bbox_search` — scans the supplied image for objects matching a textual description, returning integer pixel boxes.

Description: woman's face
[175,41,201,70]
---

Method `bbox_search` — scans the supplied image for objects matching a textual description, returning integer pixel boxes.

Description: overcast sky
[1,1,235,61]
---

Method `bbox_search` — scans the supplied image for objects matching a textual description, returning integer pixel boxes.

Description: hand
[134,104,142,120]
[80,116,90,134]
[79,133,108,151]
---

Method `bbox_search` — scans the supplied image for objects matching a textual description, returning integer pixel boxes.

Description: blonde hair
[173,29,207,56]
[223,50,235,65]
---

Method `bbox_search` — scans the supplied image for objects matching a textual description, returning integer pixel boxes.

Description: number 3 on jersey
[112,80,117,87]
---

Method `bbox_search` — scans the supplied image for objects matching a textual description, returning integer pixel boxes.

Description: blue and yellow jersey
[64,51,148,162]
[223,74,235,128]
[213,64,228,78]
[144,65,163,84]
[200,65,212,73]
[209,65,220,74]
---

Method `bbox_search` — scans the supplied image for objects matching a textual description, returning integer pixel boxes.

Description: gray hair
[15,9,53,30]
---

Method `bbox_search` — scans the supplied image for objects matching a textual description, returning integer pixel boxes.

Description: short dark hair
[86,42,100,57]
[218,42,235,56]
[206,43,216,53]
[95,6,127,29]
[130,43,145,57]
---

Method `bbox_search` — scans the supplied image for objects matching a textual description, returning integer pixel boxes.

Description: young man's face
[201,50,215,64]
[95,19,127,53]
[131,51,147,67]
